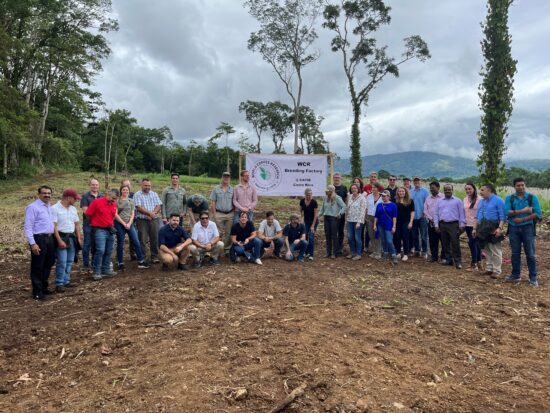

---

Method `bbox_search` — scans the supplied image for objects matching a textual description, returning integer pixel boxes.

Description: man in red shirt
[85,189,118,280]
[363,171,385,195]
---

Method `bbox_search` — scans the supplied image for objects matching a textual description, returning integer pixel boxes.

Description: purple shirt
[434,196,466,227]
[24,199,55,245]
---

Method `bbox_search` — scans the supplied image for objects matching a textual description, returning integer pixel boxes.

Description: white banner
[245,154,328,196]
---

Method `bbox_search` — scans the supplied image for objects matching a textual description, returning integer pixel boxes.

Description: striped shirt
[133,190,162,219]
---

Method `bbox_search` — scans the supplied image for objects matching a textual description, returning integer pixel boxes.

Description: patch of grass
[440,296,453,306]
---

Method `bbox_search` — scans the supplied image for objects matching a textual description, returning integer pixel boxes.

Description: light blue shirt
[476,194,505,222]
[410,187,429,220]
[504,192,542,227]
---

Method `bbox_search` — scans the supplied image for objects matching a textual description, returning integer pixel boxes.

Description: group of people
[23,169,542,300]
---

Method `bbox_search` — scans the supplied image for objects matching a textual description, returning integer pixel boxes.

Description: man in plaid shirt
[134,178,163,263]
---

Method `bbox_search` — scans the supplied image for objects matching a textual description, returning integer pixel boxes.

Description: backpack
[509,194,540,236]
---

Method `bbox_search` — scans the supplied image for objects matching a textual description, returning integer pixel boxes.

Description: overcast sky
[94,0,550,160]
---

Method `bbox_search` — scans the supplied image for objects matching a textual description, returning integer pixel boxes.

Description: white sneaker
[402,255,408,262]
[254,258,263,265]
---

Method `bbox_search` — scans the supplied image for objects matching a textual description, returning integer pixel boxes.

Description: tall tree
[214,122,236,173]
[264,101,293,153]
[477,0,517,185]
[239,100,269,152]
[323,1,430,177]
[291,105,327,154]
[245,0,323,154]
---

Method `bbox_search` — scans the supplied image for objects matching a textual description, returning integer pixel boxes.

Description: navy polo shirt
[283,223,307,243]
[159,224,190,248]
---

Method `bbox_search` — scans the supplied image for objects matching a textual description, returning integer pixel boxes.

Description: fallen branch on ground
[269,383,307,413]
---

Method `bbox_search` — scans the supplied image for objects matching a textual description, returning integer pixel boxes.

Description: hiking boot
[55,285,65,293]
[352,255,361,261]
[391,255,399,265]
[64,282,78,288]
[102,270,117,278]
[210,258,220,266]
[137,261,150,269]
[529,279,539,287]
[92,273,102,281]
[504,275,521,283]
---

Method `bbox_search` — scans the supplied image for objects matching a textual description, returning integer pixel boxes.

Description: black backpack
[509,194,540,236]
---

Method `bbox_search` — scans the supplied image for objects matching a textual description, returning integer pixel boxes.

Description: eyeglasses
[200,217,209,220]
[389,178,396,181]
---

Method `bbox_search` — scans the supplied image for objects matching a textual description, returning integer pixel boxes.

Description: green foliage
[323,0,430,178]
[477,0,517,186]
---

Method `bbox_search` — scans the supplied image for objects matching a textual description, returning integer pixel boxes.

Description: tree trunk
[3,143,7,177]
[294,70,303,154]
[188,148,193,176]
[350,102,362,178]
[36,90,51,166]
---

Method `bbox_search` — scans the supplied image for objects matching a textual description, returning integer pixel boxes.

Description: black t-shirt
[386,186,398,203]
[300,198,318,224]
[283,223,307,243]
[334,185,348,204]
[396,202,415,224]
[230,221,256,242]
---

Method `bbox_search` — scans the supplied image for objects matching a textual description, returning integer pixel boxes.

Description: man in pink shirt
[423,181,445,262]
[233,170,258,224]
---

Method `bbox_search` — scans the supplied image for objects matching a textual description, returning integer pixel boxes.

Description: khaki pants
[160,245,190,267]
[214,211,234,251]
[189,241,224,262]
[485,242,502,274]
[366,215,381,256]
[136,217,161,260]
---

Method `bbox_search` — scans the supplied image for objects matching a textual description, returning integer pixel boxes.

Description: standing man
[161,173,187,226]
[473,184,506,279]
[80,178,102,272]
[283,214,308,262]
[258,211,284,258]
[504,178,542,286]
[434,184,466,269]
[134,178,163,264]
[363,171,385,194]
[403,177,412,191]
[410,177,430,259]
[52,189,83,292]
[189,211,224,267]
[159,213,193,271]
[210,171,234,254]
[386,175,398,203]
[332,172,348,256]
[85,189,119,281]
[186,194,209,226]
[424,181,445,262]
[24,186,56,300]
[233,170,258,224]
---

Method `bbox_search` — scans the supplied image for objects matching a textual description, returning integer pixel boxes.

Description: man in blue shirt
[410,177,429,258]
[504,177,542,287]
[473,183,506,279]
[159,214,192,271]
[283,214,308,262]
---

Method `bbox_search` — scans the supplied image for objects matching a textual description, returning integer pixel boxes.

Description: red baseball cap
[62,188,82,200]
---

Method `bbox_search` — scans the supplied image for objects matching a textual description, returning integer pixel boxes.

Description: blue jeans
[286,240,308,261]
[379,228,396,256]
[304,220,318,257]
[115,221,145,264]
[347,222,363,256]
[261,238,284,257]
[92,228,115,274]
[233,210,254,224]
[465,226,481,264]
[82,221,92,268]
[508,224,537,280]
[412,217,428,253]
[232,237,262,260]
[55,237,76,286]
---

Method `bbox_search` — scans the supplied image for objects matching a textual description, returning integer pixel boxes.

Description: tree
[323,1,430,177]
[214,122,236,173]
[239,100,269,152]
[246,0,323,153]
[264,101,293,153]
[476,0,517,186]
[291,105,328,154]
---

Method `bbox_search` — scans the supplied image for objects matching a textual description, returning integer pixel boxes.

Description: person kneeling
[283,214,308,262]
[189,212,224,268]
[159,214,192,271]
[257,211,284,258]
[230,212,262,265]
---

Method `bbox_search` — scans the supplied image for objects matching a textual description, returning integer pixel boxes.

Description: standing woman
[374,190,398,264]
[300,188,319,261]
[319,185,346,259]
[350,177,364,193]
[365,184,383,259]
[115,185,149,270]
[346,184,367,260]
[463,182,481,271]
[394,187,415,261]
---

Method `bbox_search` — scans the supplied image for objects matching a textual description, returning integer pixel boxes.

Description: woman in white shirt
[346,184,367,260]
[365,184,383,259]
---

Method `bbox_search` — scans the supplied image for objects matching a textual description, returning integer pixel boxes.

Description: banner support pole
[239,152,244,177]
[329,153,334,183]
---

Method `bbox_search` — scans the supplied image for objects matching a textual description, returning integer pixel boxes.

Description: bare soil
[1,218,549,412]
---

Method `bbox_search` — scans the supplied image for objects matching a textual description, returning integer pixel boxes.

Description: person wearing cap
[258,211,284,258]
[283,214,308,262]
[210,171,234,253]
[52,188,83,293]
[346,183,367,260]
[161,173,187,226]
[319,185,346,259]
[134,178,163,264]
[80,178,103,273]
[365,183,383,259]
[434,184,466,269]
[186,194,209,226]
[300,187,318,260]
[85,189,119,280]
[114,184,149,271]
[24,186,56,300]
[424,181,445,262]
[410,177,429,259]
[332,173,348,256]
[233,169,258,224]
[374,190,398,264]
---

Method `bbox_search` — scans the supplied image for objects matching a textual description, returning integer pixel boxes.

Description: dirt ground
[1,212,549,412]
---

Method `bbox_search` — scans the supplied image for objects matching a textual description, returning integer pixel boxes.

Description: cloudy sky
[94,0,550,160]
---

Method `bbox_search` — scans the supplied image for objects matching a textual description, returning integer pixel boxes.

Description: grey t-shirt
[258,219,282,238]
[117,198,135,223]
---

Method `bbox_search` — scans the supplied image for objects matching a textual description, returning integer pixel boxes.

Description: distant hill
[334,151,550,179]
